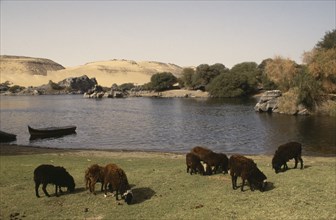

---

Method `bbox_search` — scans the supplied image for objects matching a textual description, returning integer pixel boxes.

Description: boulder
[58,75,97,93]
[254,90,282,113]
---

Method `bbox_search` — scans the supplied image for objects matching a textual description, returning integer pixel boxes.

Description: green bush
[8,85,25,93]
[192,63,228,90]
[119,83,135,91]
[206,62,259,97]
[150,72,177,92]
[48,80,64,90]
[293,68,322,110]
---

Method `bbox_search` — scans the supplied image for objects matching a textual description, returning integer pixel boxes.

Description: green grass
[0,149,335,220]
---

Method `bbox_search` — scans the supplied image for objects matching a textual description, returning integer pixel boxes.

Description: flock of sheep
[34,163,133,204]
[186,142,304,192]
[33,141,303,205]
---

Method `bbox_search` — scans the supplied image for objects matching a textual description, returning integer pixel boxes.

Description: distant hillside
[0,56,183,87]
[0,55,65,76]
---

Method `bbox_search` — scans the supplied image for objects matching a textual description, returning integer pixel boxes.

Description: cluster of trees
[146,29,335,111]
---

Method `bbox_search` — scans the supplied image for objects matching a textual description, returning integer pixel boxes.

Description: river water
[0,95,335,156]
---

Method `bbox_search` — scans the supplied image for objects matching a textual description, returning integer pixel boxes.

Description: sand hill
[0,56,183,87]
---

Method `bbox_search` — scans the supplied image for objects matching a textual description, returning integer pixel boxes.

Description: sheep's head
[67,175,76,193]
[250,168,267,192]
[122,190,133,205]
[272,157,282,174]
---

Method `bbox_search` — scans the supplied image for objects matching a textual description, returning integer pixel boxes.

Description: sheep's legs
[299,156,304,169]
[55,185,59,197]
[103,182,108,197]
[90,181,96,194]
[35,183,40,198]
[231,174,237,190]
[42,183,50,197]
[294,158,298,168]
[241,179,245,191]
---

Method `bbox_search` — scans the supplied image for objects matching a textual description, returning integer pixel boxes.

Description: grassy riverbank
[0,144,335,219]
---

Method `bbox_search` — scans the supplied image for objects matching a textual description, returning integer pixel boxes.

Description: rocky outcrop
[58,75,97,93]
[254,90,282,113]
[83,85,128,99]
[255,90,310,115]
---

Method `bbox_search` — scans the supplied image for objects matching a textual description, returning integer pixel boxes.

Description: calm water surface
[0,95,335,156]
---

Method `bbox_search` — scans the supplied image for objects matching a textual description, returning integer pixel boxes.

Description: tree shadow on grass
[130,187,156,205]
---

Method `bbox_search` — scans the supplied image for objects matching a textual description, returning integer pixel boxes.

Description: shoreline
[1,143,335,158]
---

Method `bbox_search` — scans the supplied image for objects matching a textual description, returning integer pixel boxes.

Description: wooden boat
[28,125,76,138]
[0,130,17,143]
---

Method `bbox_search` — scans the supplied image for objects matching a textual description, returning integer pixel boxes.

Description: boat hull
[28,125,76,139]
[0,130,17,143]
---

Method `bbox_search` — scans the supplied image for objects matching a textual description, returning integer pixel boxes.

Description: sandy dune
[0,57,183,87]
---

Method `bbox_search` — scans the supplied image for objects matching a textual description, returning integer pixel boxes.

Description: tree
[150,72,177,92]
[303,29,336,93]
[230,62,259,91]
[206,62,259,98]
[119,83,135,91]
[293,66,322,110]
[263,56,299,91]
[206,72,249,97]
[179,67,195,88]
[258,58,277,90]
[316,29,336,50]
[192,63,228,90]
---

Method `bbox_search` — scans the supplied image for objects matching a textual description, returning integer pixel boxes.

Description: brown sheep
[272,141,303,173]
[85,164,105,194]
[34,164,75,197]
[229,155,267,192]
[202,152,229,174]
[186,153,205,175]
[190,146,213,161]
[190,146,214,175]
[103,163,133,205]
[191,146,228,175]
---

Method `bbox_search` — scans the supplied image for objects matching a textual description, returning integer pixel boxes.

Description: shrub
[277,88,300,114]
[48,80,64,90]
[150,72,177,92]
[8,85,25,93]
[207,72,249,97]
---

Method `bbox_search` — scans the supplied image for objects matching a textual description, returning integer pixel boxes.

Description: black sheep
[272,141,303,174]
[103,163,133,205]
[229,155,267,192]
[186,153,205,175]
[34,164,75,197]
[202,152,229,174]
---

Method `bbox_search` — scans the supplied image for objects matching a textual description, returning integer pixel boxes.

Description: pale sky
[1,1,335,68]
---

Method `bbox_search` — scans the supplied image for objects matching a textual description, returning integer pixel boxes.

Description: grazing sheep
[191,146,228,175]
[229,155,267,192]
[34,164,75,197]
[202,152,229,174]
[190,146,213,161]
[85,164,105,194]
[272,141,303,174]
[186,153,205,175]
[190,146,214,175]
[103,163,133,205]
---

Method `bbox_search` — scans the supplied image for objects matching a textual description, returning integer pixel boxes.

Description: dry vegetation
[0,144,335,220]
